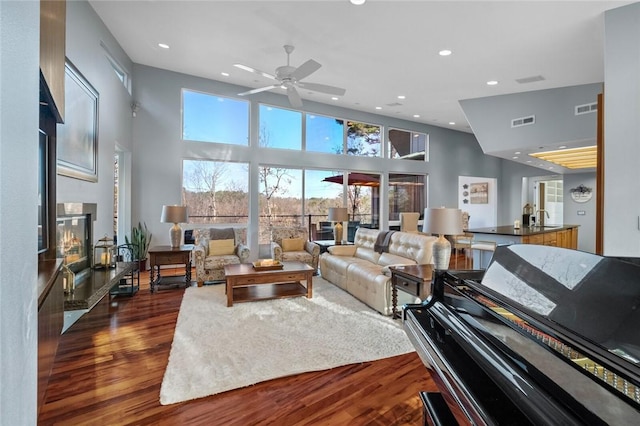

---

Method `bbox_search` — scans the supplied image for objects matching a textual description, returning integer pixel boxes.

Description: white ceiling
[89,0,631,134]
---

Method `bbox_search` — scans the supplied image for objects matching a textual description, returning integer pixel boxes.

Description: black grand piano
[403,244,640,425]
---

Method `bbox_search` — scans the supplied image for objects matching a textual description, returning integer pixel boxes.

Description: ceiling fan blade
[297,82,346,96]
[238,85,278,96]
[291,59,321,81]
[233,63,276,80]
[287,86,303,108]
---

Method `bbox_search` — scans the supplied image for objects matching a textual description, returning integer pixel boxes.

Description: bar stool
[452,233,473,269]
[471,240,497,269]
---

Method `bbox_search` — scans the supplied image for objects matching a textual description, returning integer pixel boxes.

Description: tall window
[259,105,302,150]
[345,172,380,228]
[304,169,343,239]
[258,166,302,243]
[389,174,426,221]
[389,128,428,161]
[182,160,249,224]
[182,90,249,145]
[306,114,344,154]
[347,121,381,157]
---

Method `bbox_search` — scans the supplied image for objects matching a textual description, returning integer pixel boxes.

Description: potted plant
[125,222,152,271]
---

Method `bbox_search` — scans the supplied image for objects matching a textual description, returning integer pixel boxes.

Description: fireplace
[56,203,96,283]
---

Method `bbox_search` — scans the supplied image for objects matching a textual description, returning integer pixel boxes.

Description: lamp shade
[328,207,348,222]
[160,205,188,224]
[423,207,462,235]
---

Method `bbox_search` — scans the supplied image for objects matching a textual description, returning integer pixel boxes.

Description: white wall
[457,176,498,228]
[0,2,40,424]
[58,1,134,244]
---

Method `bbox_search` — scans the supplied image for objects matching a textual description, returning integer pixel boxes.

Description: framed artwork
[570,184,593,203]
[470,182,489,204]
[57,60,99,182]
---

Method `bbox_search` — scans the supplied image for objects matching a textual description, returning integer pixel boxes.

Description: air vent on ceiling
[515,75,545,84]
[511,115,535,128]
[386,102,403,107]
[575,102,598,115]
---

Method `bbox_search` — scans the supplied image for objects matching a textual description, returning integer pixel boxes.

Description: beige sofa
[319,227,437,315]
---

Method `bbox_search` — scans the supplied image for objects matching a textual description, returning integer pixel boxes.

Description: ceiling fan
[235,45,346,108]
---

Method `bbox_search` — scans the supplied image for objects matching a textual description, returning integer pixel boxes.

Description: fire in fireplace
[56,203,96,283]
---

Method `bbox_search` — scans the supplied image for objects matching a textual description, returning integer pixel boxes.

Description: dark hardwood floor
[39,265,440,425]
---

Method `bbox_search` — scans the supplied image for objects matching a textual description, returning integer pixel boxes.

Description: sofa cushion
[282,237,304,252]
[327,245,357,256]
[209,239,235,256]
[378,252,417,267]
[354,247,381,264]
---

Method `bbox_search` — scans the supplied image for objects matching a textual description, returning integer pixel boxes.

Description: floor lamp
[328,207,348,244]
[161,205,188,248]
[423,207,463,270]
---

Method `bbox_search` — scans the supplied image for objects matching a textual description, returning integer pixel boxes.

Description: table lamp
[328,207,348,244]
[161,205,188,248]
[423,207,462,270]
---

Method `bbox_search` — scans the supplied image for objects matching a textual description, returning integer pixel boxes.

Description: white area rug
[159,277,415,405]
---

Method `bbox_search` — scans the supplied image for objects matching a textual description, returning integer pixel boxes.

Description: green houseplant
[125,222,152,270]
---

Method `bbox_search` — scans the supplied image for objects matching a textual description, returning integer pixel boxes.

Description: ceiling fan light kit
[236,45,346,108]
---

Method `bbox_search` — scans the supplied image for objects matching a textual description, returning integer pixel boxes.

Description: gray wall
[58,1,134,243]
[460,83,601,155]
[0,2,40,424]
[132,64,502,257]
[564,173,597,252]
[603,3,640,256]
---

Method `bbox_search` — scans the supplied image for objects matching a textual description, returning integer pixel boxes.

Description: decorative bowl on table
[252,259,284,271]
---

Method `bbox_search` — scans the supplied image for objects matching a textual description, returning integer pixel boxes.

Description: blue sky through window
[259,105,301,149]
[182,90,249,145]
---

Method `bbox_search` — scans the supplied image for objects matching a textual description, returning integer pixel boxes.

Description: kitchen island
[466,224,579,268]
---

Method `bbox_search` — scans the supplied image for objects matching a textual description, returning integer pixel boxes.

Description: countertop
[467,224,579,237]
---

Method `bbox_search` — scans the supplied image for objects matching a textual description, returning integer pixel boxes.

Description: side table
[389,264,433,319]
[148,245,194,293]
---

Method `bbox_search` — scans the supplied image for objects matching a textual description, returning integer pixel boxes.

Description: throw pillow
[209,239,235,256]
[281,237,305,252]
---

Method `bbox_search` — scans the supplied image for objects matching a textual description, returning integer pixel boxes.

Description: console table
[148,245,194,292]
[389,264,433,319]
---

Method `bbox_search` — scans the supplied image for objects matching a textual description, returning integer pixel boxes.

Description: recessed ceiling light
[331,97,339,101]
[526,160,532,163]
[449,121,455,125]
[413,114,420,118]
[515,151,521,155]
[397,95,406,99]
[221,72,229,77]
[439,49,452,56]
[487,80,498,86]
[559,145,567,149]
[158,43,170,49]
[512,156,519,159]
[350,0,366,5]
[375,106,382,110]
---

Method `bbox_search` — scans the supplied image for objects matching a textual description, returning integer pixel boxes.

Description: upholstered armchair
[269,227,320,274]
[193,227,250,286]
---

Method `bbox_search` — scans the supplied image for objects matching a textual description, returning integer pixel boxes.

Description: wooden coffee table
[224,261,313,307]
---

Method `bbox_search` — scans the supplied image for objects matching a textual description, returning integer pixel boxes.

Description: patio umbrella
[322,173,380,187]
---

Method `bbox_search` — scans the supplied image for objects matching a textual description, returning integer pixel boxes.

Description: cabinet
[40,0,66,122]
[522,228,577,249]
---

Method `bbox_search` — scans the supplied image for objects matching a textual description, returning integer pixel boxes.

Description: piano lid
[479,245,640,366]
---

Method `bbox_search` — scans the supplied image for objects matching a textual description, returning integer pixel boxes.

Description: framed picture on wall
[57,60,99,182]
[470,182,489,204]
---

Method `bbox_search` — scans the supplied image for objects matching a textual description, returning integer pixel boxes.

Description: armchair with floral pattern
[269,227,320,274]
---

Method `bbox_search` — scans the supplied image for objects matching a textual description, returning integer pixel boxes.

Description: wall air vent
[515,75,545,84]
[511,115,535,128]
[575,102,598,115]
